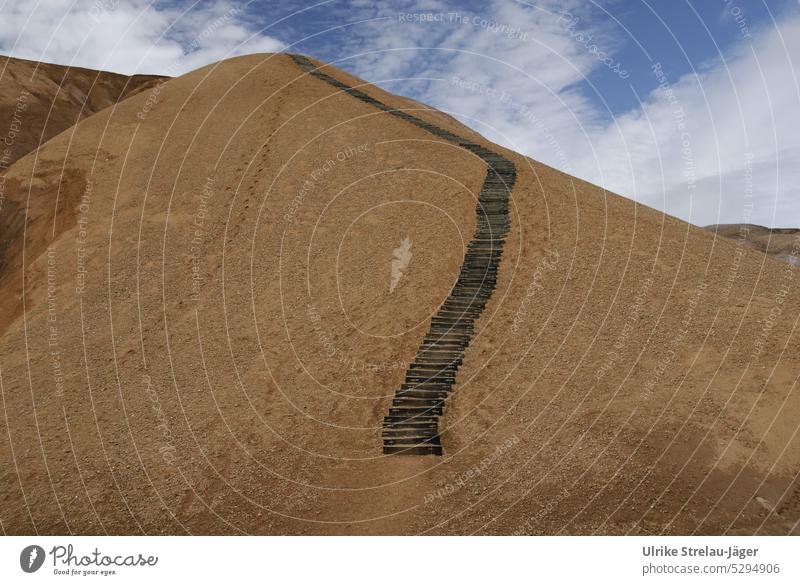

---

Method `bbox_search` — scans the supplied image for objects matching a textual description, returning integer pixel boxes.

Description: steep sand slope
[0,54,798,535]
[0,56,165,347]
[707,224,800,265]
[0,55,164,168]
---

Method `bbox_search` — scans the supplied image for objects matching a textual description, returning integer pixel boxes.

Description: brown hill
[0,55,164,169]
[707,224,800,265]
[0,53,799,536]
[0,56,165,352]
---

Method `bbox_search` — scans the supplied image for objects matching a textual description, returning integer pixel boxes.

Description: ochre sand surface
[0,54,799,535]
[0,56,165,353]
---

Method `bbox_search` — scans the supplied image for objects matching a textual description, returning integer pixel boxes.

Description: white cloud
[576,13,800,227]
[0,0,284,76]
[333,0,800,227]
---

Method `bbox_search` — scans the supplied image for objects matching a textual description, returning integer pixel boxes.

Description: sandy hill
[707,224,800,265]
[0,55,164,169]
[0,53,799,536]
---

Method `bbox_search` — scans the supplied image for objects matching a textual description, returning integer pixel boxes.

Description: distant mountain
[706,224,799,265]
[0,55,165,169]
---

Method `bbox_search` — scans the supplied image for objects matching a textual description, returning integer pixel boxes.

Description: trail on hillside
[0,54,798,535]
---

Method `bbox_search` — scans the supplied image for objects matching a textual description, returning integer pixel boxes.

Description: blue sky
[282,0,789,116]
[1,0,799,227]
